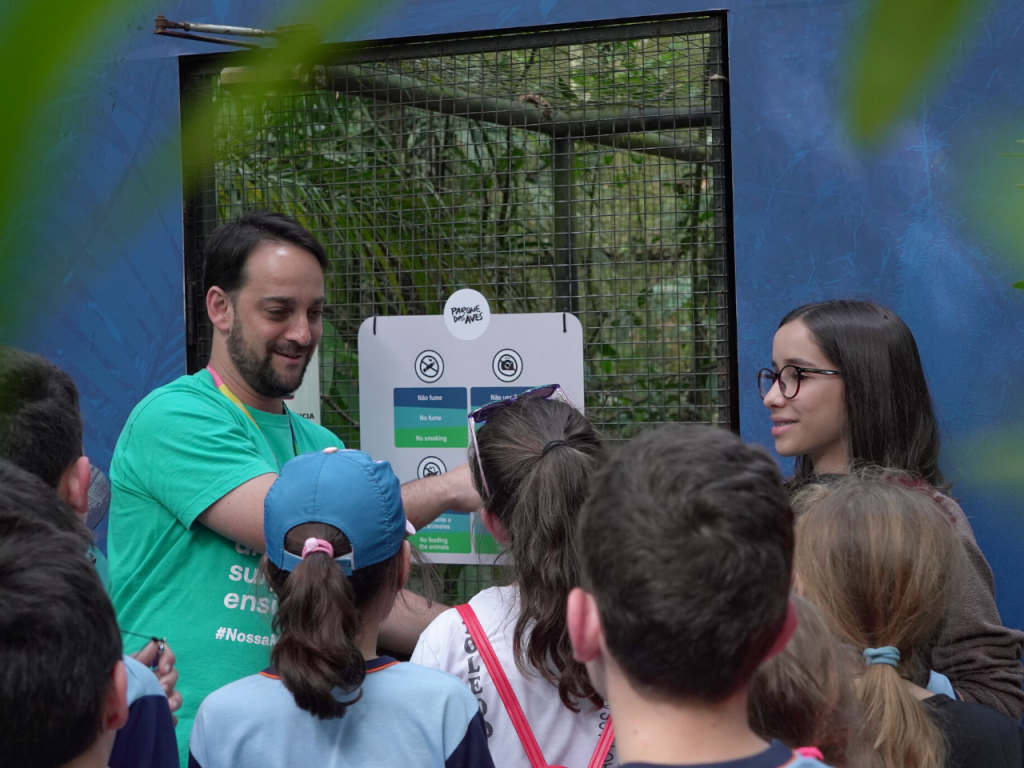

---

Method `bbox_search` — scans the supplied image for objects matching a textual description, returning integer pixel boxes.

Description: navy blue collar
[261,655,399,678]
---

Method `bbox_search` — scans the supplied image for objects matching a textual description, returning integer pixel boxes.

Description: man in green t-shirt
[108,212,480,760]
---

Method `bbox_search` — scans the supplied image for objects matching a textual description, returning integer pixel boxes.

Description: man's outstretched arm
[401,462,481,530]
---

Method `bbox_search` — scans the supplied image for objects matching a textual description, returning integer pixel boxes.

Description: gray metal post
[552,137,578,314]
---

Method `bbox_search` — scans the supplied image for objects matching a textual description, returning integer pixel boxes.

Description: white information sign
[284,347,321,424]
[358,301,584,563]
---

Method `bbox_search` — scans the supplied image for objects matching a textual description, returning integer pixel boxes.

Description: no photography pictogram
[415,350,444,383]
[492,348,523,382]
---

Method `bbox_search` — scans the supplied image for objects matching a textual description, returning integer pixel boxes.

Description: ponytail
[263,522,401,720]
[859,660,945,768]
[794,476,964,768]
[471,396,605,711]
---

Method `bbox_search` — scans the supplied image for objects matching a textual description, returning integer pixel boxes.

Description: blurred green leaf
[965,433,1024,490]
[844,0,981,145]
[1012,281,1024,290]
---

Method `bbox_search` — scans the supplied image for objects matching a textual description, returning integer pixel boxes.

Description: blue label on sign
[470,386,541,410]
[394,388,467,409]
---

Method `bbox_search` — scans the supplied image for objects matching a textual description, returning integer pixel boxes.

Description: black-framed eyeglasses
[757,365,841,400]
[467,384,570,498]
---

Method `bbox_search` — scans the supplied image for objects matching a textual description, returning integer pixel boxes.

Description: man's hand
[132,640,183,724]
[401,461,482,530]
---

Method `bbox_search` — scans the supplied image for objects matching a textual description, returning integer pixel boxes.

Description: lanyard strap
[456,604,615,768]
[206,365,299,462]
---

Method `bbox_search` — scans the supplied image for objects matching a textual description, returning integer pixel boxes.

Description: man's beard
[226,323,312,399]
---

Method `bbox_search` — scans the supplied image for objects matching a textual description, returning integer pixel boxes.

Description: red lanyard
[456,604,615,768]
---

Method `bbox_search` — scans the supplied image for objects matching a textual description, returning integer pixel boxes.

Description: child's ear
[104,660,130,734]
[792,572,805,597]
[60,455,92,522]
[479,508,510,544]
[397,540,411,589]
[567,587,603,663]
[763,596,799,663]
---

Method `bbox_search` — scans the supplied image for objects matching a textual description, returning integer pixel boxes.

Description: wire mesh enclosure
[181,13,736,603]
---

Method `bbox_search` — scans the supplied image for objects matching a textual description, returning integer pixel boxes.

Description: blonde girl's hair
[749,594,869,768]
[794,476,966,768]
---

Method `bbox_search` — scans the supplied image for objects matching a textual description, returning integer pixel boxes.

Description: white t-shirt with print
[412,585,616,768]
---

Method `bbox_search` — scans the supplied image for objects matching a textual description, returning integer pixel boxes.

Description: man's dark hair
[578,424,793,702]
[0,467,122,767]
[0,347,83,488]
[203,211,328,295]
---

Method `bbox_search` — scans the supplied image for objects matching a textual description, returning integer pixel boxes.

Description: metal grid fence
[181,13,735,602]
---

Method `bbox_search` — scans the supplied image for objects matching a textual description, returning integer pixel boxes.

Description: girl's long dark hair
[781,300,945,489]
[262,522,400,720]
[470,396,604,711]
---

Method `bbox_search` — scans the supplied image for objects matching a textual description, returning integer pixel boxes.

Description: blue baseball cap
[265,449,412,575]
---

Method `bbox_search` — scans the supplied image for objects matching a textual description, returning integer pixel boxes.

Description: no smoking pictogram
[415,350,444,383]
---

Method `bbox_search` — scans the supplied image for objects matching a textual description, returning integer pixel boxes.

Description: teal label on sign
[394,388,468,448]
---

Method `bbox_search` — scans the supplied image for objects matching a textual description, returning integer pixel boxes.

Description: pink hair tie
[796,747,824,760]
[301,537,334,559]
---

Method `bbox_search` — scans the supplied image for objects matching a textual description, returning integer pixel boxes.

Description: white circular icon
[492,349,523,382]
[444,289,491,341]
[417,456,448,479]
[415,350,444,383]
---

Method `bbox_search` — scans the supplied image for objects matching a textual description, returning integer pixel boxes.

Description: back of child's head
[0,346,83,488]
[262,449,412,720]
[795,476,964,768]
[749,594,866,768]
[0,467,122,767]
[0,458,92,548]
[470,395,604,710]
[578,424,793,702]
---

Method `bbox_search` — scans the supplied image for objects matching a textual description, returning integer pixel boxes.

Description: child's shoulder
[618,740,833,768]
[198,670,283,711]
[374,658,476,701]
[416,586,516,643]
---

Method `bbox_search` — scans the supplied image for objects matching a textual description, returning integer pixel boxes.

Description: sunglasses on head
[467,384,569,499]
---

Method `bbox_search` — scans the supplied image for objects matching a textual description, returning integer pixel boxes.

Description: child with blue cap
[187,448,494,768]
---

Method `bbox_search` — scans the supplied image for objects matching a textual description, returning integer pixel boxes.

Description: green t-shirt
[108,370,343,762]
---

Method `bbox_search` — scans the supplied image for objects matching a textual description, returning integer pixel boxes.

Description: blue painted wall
[17,0,1024,626]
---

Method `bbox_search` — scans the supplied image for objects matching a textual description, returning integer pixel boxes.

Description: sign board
[358,293,584,563]
[285,347,321,425]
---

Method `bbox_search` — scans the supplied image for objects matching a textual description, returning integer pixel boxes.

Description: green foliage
[843,0,980,145]
[207,33,728,447]
[964,430,1024,491]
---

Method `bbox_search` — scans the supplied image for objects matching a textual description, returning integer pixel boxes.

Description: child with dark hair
[758,300,1024,717]
[748,595,869,768]
[0,474,128,768]
[0,348,180,768]
[567,424,826,768]
[795,478,1024,768]
[413,392,615,768]
[188,449,494,768]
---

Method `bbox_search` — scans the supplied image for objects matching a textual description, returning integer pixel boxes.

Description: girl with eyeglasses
[758,299,1024,719]
[412,394,616,768]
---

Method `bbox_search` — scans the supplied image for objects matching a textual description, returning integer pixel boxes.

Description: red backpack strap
[456,604,548,768]
[587,717,615,768]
